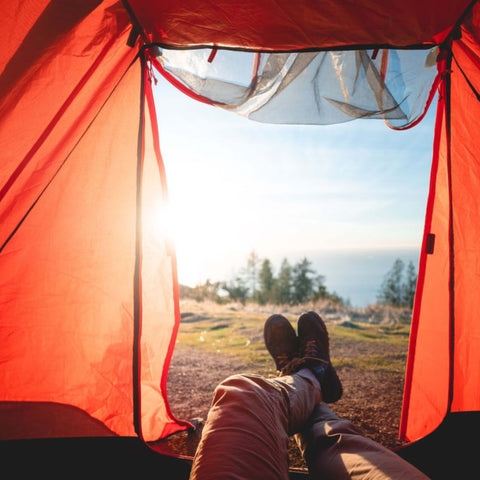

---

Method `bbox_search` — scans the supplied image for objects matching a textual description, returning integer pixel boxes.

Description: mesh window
[155,47,439,129]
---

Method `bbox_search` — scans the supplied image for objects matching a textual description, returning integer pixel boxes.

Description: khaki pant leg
[190,373,321,480]
[295,403,430,480]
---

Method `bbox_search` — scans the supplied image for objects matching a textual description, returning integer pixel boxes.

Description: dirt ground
[159,334,407,469]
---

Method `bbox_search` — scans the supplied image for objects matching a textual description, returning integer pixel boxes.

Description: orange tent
[1,1,479,477]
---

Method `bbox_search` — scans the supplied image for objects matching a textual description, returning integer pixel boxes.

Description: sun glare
[163,166,258,286]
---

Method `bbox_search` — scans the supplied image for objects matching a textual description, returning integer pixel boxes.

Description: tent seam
[445,51,456,414]
[0,53,140,255]
[0,34,120,207]
[146,41,440,55]
[132,50,146,439]
[399,49,450,441]
[143,53,193,435]
[452,49,480,101]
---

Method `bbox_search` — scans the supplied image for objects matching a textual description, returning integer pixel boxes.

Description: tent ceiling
[127,0,473,50]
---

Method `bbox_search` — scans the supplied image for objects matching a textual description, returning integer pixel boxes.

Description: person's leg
[190,314,321,480]
[191,311,427,480]
[294,312,430,480]
[189,372,321,480]
[295,397,430,480]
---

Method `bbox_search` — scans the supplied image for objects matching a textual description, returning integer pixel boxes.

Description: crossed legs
[189,312,429,480]
[190,372,321,480]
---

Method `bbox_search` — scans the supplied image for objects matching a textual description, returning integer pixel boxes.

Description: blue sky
[153,74,435,289]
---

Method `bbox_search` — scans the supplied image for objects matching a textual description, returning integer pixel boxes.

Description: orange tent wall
[138,64,191,439]
[399,62,452,442]
[401,4,480,441]
[0,2,187,441]
[127,0,471,50]
[2,0,480,447]
[449,14,480,413]
[0,61,141,438]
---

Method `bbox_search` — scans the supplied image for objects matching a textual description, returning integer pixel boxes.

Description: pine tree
[273,258,293,304]
[292,257,315,304]
[311,274,328,302]
[402,261,417,308]
[377,258,405,306]
[257,258,275,304]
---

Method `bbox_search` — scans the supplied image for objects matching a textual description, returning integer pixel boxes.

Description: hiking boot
[297,311,343,403]
[264,314,298,375]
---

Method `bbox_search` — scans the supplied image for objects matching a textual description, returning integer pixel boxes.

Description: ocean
[308,248,421,307]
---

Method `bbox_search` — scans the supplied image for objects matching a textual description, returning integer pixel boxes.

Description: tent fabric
[127,0,472,50]
[155,47,439,128]
[399,61,452,441]
[0,54,141,439]
[0,1,187,442]
[400,2,480,441]
[1,0,480,450]
[448,13,480,415]
[1,1,133,247]
[138,65,191,439]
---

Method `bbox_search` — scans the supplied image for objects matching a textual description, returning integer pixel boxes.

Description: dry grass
[175,299,411,374]
[161,300,413,468]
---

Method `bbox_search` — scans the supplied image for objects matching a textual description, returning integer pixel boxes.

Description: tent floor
[396,411,480,479]
[0,436,309,479]
[1,412,478,479]
[0,437,191,479]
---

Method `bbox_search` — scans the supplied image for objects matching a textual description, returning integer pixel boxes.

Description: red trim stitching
[148,53,215,106]
[143,54,193,436]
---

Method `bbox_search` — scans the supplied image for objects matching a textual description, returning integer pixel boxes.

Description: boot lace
[304,339,321,359]
[275,353,290,370]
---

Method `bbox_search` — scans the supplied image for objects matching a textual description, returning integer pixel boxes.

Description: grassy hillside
[161,300,413,468]
[176,301,410,376]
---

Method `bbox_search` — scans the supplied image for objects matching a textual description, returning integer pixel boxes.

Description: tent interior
[1,1,480,478]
